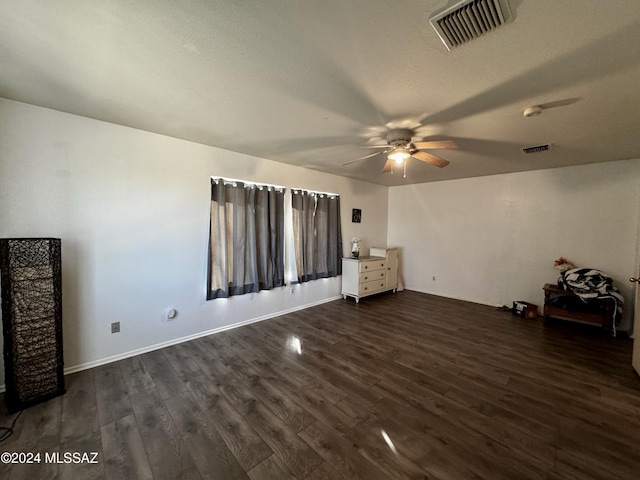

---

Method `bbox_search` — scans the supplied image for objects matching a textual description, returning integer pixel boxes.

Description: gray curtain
[207,179,285,299]
[292,190,342,283]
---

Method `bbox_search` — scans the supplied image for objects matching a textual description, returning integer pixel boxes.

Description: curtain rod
[212,177,285,190]
[291,187,339,197]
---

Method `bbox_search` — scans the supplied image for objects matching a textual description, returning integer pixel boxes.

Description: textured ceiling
[1,0,640,186]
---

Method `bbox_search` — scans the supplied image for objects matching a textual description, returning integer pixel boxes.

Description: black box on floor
[512,301,538,319]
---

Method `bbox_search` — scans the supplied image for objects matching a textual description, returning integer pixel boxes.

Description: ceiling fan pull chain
[403,160,407,178]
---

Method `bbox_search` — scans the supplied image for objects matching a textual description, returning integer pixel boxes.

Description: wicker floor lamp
[0,238,65,413]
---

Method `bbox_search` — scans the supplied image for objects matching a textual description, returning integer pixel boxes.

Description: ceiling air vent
[522,144,552,155]
[430,0,513,50]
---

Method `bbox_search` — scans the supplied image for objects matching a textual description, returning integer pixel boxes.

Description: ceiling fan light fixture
[388,146,410,163]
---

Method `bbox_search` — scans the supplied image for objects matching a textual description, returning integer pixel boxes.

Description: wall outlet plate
[111,321,120,334]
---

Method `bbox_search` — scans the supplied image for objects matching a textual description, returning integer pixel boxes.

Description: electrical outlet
[432,276,436,281]
[111,321,120,334]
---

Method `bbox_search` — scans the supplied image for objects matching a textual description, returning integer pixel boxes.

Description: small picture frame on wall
[352,208,361,223]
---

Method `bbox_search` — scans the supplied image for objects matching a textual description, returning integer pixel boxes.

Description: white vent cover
[522,144,552,155]
[430,0,513,50]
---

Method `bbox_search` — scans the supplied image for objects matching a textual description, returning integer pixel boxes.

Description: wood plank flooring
[1,290,639,479]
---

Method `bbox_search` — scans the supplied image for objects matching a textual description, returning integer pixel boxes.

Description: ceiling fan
[343,128,458,175]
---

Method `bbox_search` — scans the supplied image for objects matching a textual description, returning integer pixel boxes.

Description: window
[207,178,285,299]
[291,189,342,283]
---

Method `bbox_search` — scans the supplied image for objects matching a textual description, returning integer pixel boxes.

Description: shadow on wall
[60,238,88,370]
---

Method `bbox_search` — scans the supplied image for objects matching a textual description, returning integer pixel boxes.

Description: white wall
[388,159,640,332]
[2,97,637,391]
[0,98,389,387]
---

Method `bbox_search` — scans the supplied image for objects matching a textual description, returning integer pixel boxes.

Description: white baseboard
[404,288,499,308]
[0,295,342,394]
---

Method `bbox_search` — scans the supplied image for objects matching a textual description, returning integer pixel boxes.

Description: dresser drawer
[358,278,387,295]
[359,270,385,283]
[358,259,386,273]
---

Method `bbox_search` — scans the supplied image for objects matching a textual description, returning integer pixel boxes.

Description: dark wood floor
[1,290,640,480]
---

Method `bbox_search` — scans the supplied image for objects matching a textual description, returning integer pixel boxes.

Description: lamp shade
[388,146,410,163]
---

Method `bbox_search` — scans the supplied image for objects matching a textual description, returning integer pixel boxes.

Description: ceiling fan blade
[382,159,394,173]
[411,150,450,168]
[342,150,384,166]
[412,140,458,150]
[362,144,391,149]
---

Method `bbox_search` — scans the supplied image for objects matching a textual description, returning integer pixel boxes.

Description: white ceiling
[2,0,640,186]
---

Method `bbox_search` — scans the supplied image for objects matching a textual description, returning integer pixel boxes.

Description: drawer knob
[364,265,368,269]
[364,276,368,280]
[364,287,368,290]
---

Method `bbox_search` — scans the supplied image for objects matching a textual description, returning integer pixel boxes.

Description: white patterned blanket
[559,268,624,335]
